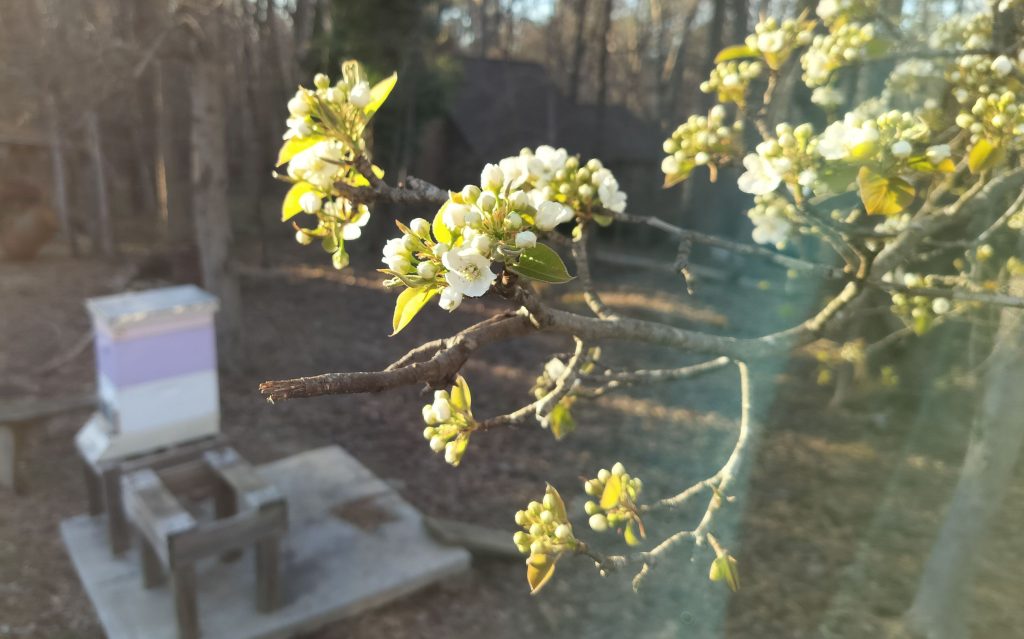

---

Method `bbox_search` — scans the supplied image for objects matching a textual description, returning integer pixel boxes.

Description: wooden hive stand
[122,446,288,639]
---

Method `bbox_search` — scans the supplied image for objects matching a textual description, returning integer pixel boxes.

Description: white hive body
[76,285,221,463]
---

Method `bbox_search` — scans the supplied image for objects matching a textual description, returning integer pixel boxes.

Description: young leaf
[545,484,568,523]
[856,166,915,216]
[432,203,453,245]
[714,44,759,64]
[662,161,695,189]
[507,243,574,284]
[451,375,472,410]
[282,182,318,221]
[968,138,1004,174]
[526,552,559,595]
[709,555,740,592]
[365,72,398,117]
[391,286,438,335]
[624,520,641,546]
[276,135,324,167]
[549,400,576,440]
[600,474,622,510]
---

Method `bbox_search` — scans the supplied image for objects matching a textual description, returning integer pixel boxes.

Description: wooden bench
[0,393,95,494]
[123,446,287,639]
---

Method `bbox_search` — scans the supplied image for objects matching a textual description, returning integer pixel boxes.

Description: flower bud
[480,164,504,191]
[433,242,450,257]
[313,73,330,89]
[429,436,446,452]
[417,261,437,279]
[477,191,497,212]
[506,212,523,229]
[299,192,322,214]
[444,442,459,465]
[432,397,452,422]
[410,217,431,237]
[515,230,537,249]
[589,514,609,532]
[287,95,310,117]
[439,287,463,311]
[514,511,528,526]
[611,462,625,476]
[530,540,546,555]
[555,524,572,540]
[540,510,553,524]
[584,500,600,515]
[597,468,611,481]
[422,405,438,425]
[461,184,481,203]
[890,140,912,158]
[584,480,599,495]
[348,81,371,108]
[529,523,544,536]
[295,230,314,246]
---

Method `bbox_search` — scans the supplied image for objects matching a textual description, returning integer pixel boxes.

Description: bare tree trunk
[904,276,1024,639]
[46,94,77,256]
[191,60,242,365]
[567,0,590,104]
[156,60,195,247]
[595,0,614,156]
[85,110,115,257]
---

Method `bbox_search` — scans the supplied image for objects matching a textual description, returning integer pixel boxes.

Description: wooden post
[255,536,280,612]
[46,95,77,256]
[84,461,103,515]
[172,563,199,639]
[100,465,130,555]
[141,536,166,588]
[191,60,242,364]
[85,111,115,257]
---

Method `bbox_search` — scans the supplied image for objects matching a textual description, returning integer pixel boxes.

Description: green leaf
[600,474,622,510]
[968,138,1004,174]
[715,44,759,64]
[507,243,574,284]
[662,165,695,189]
[276,135,324,167]
[391,286,438,335]
[526,552,559,595]
[549,400,575,440]
[545,484,568,523]
[624,520,641,546]
[856,166,915,216]
[282,182,318,221]
[432,203,453,245]
[365,72,397,117]
[709,555,740,592]
[451,375,472,410]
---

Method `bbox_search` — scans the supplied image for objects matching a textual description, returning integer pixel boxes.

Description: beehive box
[76,285,220,462]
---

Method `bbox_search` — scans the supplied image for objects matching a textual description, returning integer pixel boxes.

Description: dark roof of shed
[445,57,663,165]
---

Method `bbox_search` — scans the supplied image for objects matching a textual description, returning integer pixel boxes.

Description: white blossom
[737,153,783,195]
[926,144,951,163]
[890,140,913,158]
[443,202,469,230]
[597,178,628,212]
[481,163,505,191]
[442,248,497,297]
[992,55,1014,77]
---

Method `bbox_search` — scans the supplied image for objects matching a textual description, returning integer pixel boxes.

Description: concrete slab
[62,446,470,639]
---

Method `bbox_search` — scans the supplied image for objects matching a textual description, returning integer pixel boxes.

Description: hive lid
[86,285,219,331]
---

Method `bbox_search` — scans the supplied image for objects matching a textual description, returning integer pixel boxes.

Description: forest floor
[1,233,1022,639]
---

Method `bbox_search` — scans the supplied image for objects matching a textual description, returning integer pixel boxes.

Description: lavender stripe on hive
[94,324,218,388]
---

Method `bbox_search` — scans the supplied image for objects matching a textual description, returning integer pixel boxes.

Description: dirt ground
[1,235,1022,639]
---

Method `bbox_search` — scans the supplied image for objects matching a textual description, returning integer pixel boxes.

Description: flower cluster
[530,348,600,440]
[421,376,476,466]
[744,16,815,70]
[661,106,744,186]
[382,162,577,325]
[513,485,577,594]
[815,0,880,26]
[956,88,1024,153]
[737,123,817,197]
[889,274,954,335]
[499,146,628,220]
[583,463,645,546]
[801,22,884,88]
[701,60,764,108]
[747,193,798,249]
[278,61,396,269]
